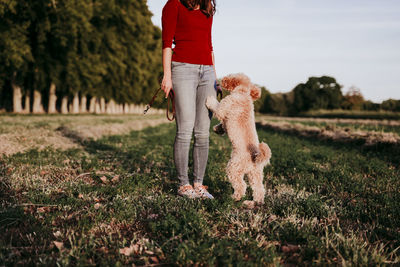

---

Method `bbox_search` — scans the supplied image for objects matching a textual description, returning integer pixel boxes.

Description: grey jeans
[171,61,216,186]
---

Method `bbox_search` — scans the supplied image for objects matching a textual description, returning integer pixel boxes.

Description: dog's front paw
[206,96,218,111]
[213,123,226,135]
[232,192,243,201]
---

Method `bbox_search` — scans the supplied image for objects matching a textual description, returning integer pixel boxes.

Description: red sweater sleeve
[162,0,178,49]
[209,16,213,51]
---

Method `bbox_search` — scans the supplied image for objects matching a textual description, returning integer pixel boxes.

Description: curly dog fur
[206,73,272,206]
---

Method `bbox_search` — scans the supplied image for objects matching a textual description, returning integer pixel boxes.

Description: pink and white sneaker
[177,184,198,199]
[194,184,214,199]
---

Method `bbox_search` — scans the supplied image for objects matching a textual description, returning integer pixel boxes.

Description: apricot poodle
[206,73,272,206]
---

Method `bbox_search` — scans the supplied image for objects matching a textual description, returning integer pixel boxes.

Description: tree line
[254,76,400,116]
[1,1,398,116]
[0,0,163,114]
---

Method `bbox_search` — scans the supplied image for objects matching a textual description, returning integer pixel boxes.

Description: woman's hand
[161,74,173,98]
[162,48,173,98]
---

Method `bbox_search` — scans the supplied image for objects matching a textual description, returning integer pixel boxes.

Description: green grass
[1,118,399,265]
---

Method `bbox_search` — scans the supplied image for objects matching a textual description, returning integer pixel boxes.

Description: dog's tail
[251,142,271,165]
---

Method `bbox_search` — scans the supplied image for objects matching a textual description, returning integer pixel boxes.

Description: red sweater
[162,0,213,65]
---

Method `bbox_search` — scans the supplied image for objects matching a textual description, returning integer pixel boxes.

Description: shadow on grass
[0,161,57,265]
[56,123,180,195]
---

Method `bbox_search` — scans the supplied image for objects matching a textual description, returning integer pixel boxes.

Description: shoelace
[179,185,194,192]
[195,185,209,193]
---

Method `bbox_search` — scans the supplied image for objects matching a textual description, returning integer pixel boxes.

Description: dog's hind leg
[247,167,266,204]
[226,159,247,201]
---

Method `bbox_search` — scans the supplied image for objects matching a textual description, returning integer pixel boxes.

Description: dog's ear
[250,84,261,100]
[221,73,250,91]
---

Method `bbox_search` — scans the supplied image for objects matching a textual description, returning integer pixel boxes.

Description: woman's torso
[162,0,213,65]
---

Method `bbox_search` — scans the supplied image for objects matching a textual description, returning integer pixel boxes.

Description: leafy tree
[254,86,270,113]
[341,86,364,110]
[0,0,32,112]
[362,100,380,111]
[261,93,292,116]
[381,99,400,112]
[293,76,343,113]
[90,0,162,105]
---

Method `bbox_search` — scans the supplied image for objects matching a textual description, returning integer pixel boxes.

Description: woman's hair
[180,0,216,17]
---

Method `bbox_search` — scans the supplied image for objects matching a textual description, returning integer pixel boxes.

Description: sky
[147,0,400,103]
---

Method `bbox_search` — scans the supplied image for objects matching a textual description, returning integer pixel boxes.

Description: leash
[215,81,223,100]
[213,58,223,100]
[143,87,175,121]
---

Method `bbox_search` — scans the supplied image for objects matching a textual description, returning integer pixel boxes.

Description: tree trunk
[71,92,80,114]
[32,90,45,114]
[100,97,106,113]
[22,92,30,114]
[131,104,137,114]
[80,95,87,113]
[61,96,69,114]
[48,82,57,114]
[12,82,23,113]
[95,98,101,114]
[89,97,96,113]
[106,99,112,114]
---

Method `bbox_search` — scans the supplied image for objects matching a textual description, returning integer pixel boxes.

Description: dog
[206,73,271,207]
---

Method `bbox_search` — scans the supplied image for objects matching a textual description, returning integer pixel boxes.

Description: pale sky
[147,0,400,103]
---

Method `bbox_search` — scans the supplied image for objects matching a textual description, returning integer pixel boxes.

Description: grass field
[1,115,400,265]
[299,109,400,120]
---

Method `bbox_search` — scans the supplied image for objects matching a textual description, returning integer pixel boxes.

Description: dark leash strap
[144,87,175,121]
[215,81,223,100]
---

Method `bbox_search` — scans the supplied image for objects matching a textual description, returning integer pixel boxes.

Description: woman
[161,0,216,199]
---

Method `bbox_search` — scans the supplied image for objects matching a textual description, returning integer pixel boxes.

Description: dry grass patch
[257,119,400,146]
[257,115,400,126]
[0,114,168,156]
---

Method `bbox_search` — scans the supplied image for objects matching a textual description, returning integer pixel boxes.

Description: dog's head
[220,73,261,101]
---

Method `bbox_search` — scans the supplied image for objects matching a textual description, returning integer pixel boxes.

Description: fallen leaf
[37,207,46,213]
[99,246,109,253]
[131,244,139,254]
[119,246,134,256]
[119,244,140,256]
[268,215,277,223]
[111,175,120,183]
[53,241,64,251]
[78,193,84,199]
[150,256,159,263]
[100,176,108,184]
[53,231,62,238]
[282,244,299,253]
[147,214,159,219]
[94,203,102,209]
[37,206,50,213]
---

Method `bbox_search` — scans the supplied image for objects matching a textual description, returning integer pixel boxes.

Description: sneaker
[194,184,214,199]
[177,184,198,199]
